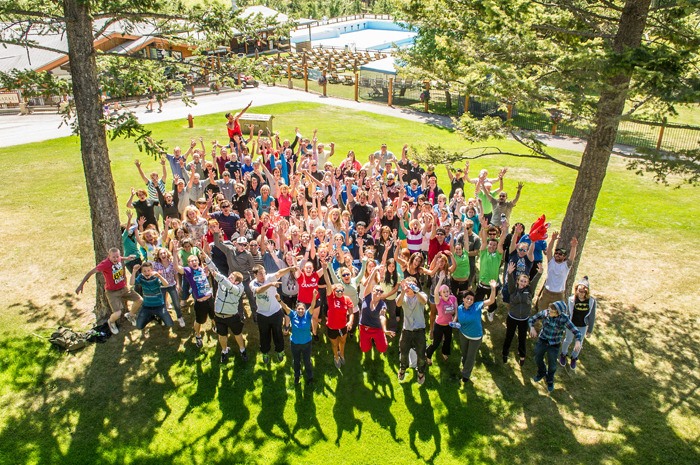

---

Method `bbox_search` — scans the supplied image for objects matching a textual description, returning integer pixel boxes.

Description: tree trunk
[64,0,122,321]
[560,0,652,293]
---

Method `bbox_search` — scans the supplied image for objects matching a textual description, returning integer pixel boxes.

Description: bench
[239,113,274,134]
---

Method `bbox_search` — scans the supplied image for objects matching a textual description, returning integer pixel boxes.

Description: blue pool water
[290,19,416,51]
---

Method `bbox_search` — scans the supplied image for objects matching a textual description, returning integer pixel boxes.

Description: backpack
[85,322,112,343]
[49,327,88,352]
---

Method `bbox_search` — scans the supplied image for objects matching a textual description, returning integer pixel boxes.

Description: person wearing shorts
[204,255,248,364]
[177,253,214,348]
[326,283,354,368]
[358,276,395,354]
[75,247,142,334]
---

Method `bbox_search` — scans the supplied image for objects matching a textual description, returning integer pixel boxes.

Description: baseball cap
[236,237,248,244]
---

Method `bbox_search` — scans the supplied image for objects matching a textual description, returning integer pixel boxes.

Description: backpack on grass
[85,322,112,343]
[49,327,88,353]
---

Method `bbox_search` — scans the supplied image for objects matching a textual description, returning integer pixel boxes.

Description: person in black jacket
[502,261,542,366]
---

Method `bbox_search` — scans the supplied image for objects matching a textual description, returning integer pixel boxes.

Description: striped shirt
[146,179,166,201]
[406,230,423,253]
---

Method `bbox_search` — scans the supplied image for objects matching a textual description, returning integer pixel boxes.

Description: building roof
[0,19,159,74]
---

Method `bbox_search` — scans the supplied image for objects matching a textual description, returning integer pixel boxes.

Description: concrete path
[1,84,615,154]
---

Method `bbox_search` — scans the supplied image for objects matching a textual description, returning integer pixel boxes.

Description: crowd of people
[76,102,597,392]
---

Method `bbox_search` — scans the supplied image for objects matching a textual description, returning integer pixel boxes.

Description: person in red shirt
[295,261,324,306]
[75,247,143,335]
[325,283,355,368]
[225,101,252,142]
[428,224,451,263]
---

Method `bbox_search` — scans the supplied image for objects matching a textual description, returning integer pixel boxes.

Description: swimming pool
[290,19,417,51]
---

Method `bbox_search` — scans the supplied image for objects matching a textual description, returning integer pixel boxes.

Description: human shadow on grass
[254,367,298,445]
[291,380,328,444]
[401,382,442,463]
[0,304,186,465]
[481,297,700,464]
[331,349,399,446]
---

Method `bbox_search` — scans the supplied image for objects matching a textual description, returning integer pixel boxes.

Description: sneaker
[547,382,555,392]
[294,376,301,385]
[241,349,249,362]
[262,353,270,364]
[426,357,433,366]
[339,355,345,366]
[125,312,137,326]
[519,357,526,367]
[532,374,545,383]
[417,373,426,385]
[502,354,508,363]
[220,350,230,364]
[462,377,471,386]
[252,314,258,323]
[397,370,406,381]
[313,334,320,342]
[108,320,119,335]
[178,317,186,328]
[570,357,578,370]
[334,357,342,369]
[276,351,285,362]
[559,353,567,367]
[487,312,494,322]
[195,336,203,348]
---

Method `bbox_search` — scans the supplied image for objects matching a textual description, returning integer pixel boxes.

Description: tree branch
[509,130,581,170]
[532,24,614,39]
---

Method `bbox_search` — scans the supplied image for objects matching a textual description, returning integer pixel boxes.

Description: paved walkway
[0,84,616,154]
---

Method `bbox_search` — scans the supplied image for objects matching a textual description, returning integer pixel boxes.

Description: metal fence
[274,63,700,153]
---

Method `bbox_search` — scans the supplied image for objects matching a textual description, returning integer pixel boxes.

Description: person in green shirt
[450,240,471,299]
[476,216,508,321]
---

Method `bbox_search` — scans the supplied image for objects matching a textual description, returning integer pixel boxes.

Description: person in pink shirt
[426,274,458,366]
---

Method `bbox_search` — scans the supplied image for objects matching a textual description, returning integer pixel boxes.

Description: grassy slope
[0,102,698,465]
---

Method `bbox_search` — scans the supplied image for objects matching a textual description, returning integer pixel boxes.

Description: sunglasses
[341,273,351,277]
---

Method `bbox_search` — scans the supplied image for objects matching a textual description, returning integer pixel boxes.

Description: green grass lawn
[0,102,699,465]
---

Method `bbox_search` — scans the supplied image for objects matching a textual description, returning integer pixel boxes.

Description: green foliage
[0,69,70,100]
[395,0,700,184]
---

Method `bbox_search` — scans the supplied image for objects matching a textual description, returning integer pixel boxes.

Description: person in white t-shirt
[250,264,296,364]
[536,231,578,310]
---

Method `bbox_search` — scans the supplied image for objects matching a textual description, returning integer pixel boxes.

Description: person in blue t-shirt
[284,292,320,385]
[130,262,174,330]
[455,280,497,386]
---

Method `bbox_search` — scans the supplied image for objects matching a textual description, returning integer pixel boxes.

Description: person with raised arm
[396,277,429,385]
[455,280,498,386]
[536,231,579,311]
[76,248,142,335]
[129,261,173,330]
[358,264,395,355]
[226,101,252,143]
[529,301,582,392]
[250,263,296,364]
[476,216,508,321]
